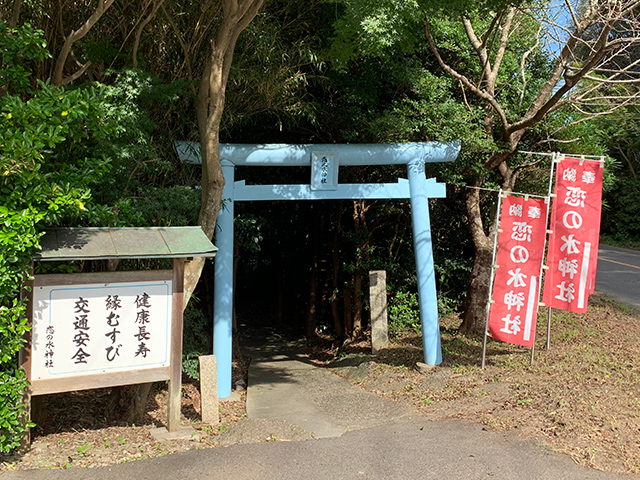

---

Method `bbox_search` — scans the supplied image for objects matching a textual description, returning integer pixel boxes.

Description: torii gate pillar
[212,160,235,399]
[407,159,442,365]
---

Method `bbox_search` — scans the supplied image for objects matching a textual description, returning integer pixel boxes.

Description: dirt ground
[319,295,640,476]
[1,294,639,475]
[0,360,249,471]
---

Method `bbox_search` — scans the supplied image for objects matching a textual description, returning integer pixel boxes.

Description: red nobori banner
[543,157,604,312]
[488,195,549,348]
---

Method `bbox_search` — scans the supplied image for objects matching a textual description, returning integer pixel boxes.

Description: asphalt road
[0,419,622,480]
[595,244,640,310]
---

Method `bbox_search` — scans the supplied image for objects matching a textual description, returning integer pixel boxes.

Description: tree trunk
[331,203,344,337]
[460,242,493,334]
[183,0,264,307]
[459,163,517,333]
[276,252,285,326]
[306,261,319,338]
[343,285,353,337]
[459,182,493,333]
[352,273,363,337]
[125,382,154,424]
[350,199,368,337]
[305,205,319,338]
[106,382,154,425]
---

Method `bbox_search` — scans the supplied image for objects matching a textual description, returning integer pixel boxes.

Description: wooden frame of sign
[18,227,217,448]
[19,262,185,443]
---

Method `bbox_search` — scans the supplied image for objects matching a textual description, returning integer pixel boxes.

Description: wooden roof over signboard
[34,227,217,261]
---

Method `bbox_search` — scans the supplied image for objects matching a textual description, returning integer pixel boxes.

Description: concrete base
[149,425,199,442]
[416,362,437,373]
[220,391,242,402]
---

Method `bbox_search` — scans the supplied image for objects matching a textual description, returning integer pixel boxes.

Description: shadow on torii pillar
[176,142,461,398]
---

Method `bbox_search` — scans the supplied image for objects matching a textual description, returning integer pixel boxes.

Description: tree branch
[424,18,510,130]
[616,144,638,178]
[462,16,492,86]
[9,0,22,28]
[52,0,115,86]
[532,137,581,149]
[160,2,195,85]
[60,61,92,85]
[490,7,515,84]
[519,24,542,108]
[133,0,166,68]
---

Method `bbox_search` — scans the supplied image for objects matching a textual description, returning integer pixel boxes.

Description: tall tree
[425,0,640,331]
[184,0,265,301]
[3,0,265,303]
[332,0,640,332]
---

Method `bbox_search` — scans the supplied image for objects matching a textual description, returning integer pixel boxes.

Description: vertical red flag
[543,157,604,312]
[488,195,548,348]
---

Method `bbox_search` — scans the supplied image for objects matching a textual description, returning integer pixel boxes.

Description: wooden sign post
[20,227,216,445]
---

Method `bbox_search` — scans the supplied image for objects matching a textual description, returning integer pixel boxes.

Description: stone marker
[416,361,437,373]
[199,355,219,425]
[369,270,389,353]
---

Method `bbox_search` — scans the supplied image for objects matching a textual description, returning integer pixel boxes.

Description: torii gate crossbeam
[176,142,461,398]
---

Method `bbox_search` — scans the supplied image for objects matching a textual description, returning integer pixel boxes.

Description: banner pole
[482,188,504,369]
[530,189,553,364]
[531,337,535,364]
[546,307,552,350]
[543,152,558,350]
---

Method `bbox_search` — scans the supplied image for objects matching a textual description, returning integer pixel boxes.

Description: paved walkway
[1,327,632,479]
[242,328,413,439]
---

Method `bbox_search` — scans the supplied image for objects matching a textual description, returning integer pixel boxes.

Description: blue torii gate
[176,142,461,397]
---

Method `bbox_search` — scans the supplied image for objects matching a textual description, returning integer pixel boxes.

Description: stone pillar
[369,270,389,353]
[199,355,220,425]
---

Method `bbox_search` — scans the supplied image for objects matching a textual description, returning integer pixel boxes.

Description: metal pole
[213,160,235,398]
[546,307,552,350]
[481,189,503,369]
[407,159,441,365]
[544,153,558,350]
[530,190,553,364]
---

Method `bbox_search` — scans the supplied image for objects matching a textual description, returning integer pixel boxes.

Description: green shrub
[0,21,114,452]
[388,290,421,337]
[181,302,211,381]
[602,176,640,245]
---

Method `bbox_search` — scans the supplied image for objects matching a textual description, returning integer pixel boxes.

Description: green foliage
[0,22,116,453]
[330,0,524,66]
[0,367,31,453]
[388,290,421,337]
[0,21,49,94]
[330,0,424,64]
[602,176,640,242]
[235,215,264,253]
[181,302,211,381]
[589,107,640,244]
[0,299,30,364]
[116,186,201,227]
[222,0,330,139]
[92,68,192,208]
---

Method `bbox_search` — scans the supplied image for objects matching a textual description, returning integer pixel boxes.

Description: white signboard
[311,152,339,190]
[32,280,172,381]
